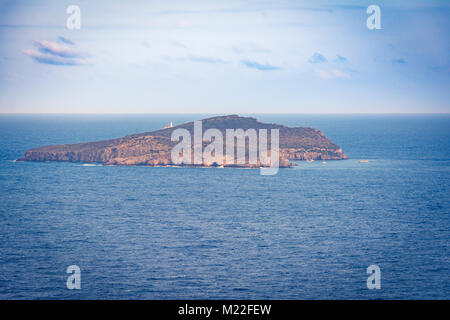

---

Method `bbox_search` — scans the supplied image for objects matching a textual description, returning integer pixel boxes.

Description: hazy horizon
[1,112,449,115]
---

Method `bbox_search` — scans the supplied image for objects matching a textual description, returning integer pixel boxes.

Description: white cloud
[23,38,91,66]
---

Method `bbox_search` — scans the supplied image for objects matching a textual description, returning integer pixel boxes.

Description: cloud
[241,60,281,71]
[392,58,407,64]
[57,36,75,46]
[162,54,227,64]
[142,41,152,48]
[23,38,91,66]
[309,52,327,64]
[23,50,91,66]
[336,55,347,63]
[32,40,87,58]
[187,54,227,64]
[315,69,350,80]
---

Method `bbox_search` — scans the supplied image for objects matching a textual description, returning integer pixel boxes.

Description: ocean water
[0,114,449,299]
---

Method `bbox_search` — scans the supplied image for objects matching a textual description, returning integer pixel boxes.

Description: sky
[0,0,449,114]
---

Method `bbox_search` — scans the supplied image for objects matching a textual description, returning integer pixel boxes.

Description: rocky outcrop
[17,115,346,167]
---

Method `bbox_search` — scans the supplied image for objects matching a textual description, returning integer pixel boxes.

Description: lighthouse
[162,121,173,129]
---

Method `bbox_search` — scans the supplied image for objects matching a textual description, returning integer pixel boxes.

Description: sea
[0,114,448,299]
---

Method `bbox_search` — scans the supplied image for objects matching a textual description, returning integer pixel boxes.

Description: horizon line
[1,112,449,115]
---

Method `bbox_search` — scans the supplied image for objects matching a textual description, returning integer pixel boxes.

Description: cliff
[17,115,346,167]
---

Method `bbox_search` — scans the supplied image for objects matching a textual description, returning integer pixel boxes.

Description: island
[17,115,347,167]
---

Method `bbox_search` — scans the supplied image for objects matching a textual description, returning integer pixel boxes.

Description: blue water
[0,114,449,299]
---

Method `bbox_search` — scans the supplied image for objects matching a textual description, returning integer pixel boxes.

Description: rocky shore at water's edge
[17,115,347,167]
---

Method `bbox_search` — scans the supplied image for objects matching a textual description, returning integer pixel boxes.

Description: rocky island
[17,115,346,167]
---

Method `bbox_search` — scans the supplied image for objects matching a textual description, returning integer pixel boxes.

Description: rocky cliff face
[18,115,347,167]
